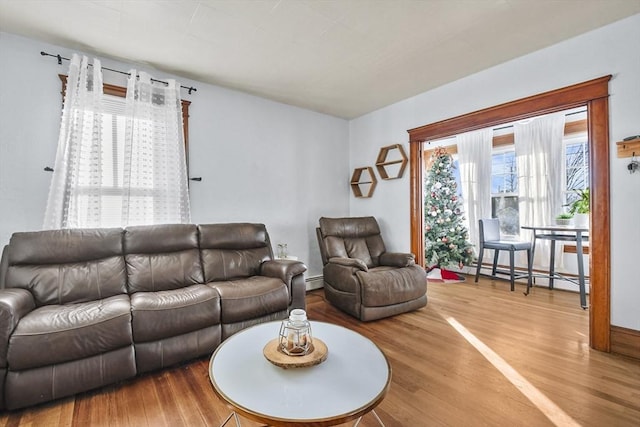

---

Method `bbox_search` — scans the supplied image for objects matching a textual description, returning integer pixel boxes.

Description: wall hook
[628,153,639,174]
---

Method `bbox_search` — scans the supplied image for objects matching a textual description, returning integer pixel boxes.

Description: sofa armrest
[328,257,369,272]
[379,252,415,268]
[0,245,9,289]
[0,288,36,368]
[261,260,307,310]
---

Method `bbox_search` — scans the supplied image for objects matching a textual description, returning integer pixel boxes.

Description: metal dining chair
[474,218,532,291]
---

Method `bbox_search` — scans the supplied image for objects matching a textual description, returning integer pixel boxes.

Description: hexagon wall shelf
[350,166,377,198]
[375,144,408,180]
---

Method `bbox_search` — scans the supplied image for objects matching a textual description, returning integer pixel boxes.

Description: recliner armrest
[327,257,369,272]
[379,252,415,268]
[0,288,36,368]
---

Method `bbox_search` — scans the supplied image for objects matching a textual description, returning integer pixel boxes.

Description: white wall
[2,15,638,328]
[0,32,350,278]
[349,14,640,330]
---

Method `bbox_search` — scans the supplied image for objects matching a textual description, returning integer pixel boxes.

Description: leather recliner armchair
[316,216,427,321]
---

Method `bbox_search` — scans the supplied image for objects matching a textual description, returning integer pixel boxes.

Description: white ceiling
[1,1,639,119]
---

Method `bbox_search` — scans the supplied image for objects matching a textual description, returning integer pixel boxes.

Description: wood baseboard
[610,325,640,360]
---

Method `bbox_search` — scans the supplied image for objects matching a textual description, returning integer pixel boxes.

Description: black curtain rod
[41,51,197,95]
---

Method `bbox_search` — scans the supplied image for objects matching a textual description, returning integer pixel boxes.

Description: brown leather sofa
[316,216,427,321]
[0,223,306,410]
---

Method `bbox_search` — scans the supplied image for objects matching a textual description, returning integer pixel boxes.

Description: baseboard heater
[306,275,324,291]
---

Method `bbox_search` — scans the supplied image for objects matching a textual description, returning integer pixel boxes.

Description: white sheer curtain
[456,128,493,254]
[514,112,565,267]
[121,71,190,225]
[44,54,105,229]
[44,55,191,229]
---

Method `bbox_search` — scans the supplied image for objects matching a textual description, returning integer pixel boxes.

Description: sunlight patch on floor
[444,316,581,427]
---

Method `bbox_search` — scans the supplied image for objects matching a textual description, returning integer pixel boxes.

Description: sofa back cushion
[124,224,203,293]
[198,223,272,282]
[318,217,386,268]
[5,228,126,306]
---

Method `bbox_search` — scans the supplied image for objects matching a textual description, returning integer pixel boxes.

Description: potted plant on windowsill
[555,212,574,226]
[568,188,590,227]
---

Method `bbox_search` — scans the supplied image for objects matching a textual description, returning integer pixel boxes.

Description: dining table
[521,224,589,309]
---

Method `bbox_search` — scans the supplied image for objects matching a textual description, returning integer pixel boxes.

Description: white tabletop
[521,224,589,233]
[209,321,391,425]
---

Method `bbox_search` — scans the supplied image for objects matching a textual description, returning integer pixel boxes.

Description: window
[56,75,191,227]
[491,149,519,236]
[452,158,463,197]
[423,114,589,239]
[564,136,589,206]
[78,95,126,227]
[59,75,191,162]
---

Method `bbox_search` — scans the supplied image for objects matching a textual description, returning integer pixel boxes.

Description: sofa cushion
[130,284,220,342]
[199,224,272,282]
[7,295,132,370]
[135,326,221,374]
[5,347,136,411]
[5,228,126,306]
[7,228,123,265]
[208,277,288,324]
[198,223,270,250]
[124,224,203,293]
[325,236,374,267]
[356,265,427,307]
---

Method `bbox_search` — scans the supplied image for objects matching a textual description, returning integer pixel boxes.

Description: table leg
[219,412,242,427]
[576,232,587,309]
[530,234,537,288]
[548,239,556,290]
[524,247,533,296]
[353,409,385,426]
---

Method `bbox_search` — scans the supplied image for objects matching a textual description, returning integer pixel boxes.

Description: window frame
[409,76,612,352]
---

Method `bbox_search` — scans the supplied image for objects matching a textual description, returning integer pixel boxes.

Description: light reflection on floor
[444,316,582,427]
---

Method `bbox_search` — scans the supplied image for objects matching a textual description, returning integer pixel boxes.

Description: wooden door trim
[407,75,611,351]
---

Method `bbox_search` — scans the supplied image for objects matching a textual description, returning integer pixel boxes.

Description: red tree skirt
[426,266,466,283]
[440,267,461,280]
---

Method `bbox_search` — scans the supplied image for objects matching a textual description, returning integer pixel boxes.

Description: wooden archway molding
[408,76,611,352]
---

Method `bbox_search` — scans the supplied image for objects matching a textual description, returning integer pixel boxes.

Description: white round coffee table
[209,321,391,426]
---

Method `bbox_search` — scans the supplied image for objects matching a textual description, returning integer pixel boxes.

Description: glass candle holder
[277,243,288,259]
[279,309,313,356]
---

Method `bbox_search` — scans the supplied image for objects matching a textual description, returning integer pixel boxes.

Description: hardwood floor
[1,277,639,426]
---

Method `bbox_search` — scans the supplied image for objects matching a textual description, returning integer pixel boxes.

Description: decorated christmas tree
[424,147,474,270]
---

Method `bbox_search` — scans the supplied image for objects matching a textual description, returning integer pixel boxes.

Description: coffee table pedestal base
[219,409,386,427]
